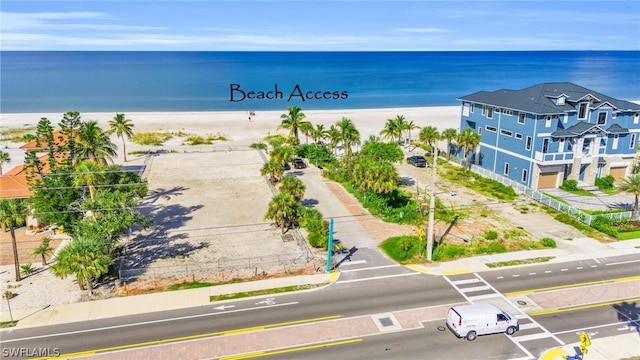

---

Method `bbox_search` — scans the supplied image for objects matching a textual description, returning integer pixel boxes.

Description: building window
[559,138,565,152]
[634,113,639,124]
[502,109,513,116]
[486,125,497,132]
[500,129,513,137]
[470,103,475,113]
[545,116,552,128]
[631,134,637,149]
[557,96,565,105]
[563,114,568,123]
[578,103,588,120]
[487,107,493,119]
[518,113,525,124]
[515,133,523,140]
[482,105,487,116]
[504,162,509,175]
[542,138,549,153]
[525,136,532,150]
[597,112,607,125]
[521,169,528,182]
[612,134,619,150]
[478,127,482,135]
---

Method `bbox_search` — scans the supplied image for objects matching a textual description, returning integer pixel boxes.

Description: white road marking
[554,320,630,335]
[459,285,491,293]
[497,276,504,279]
[466,293,501,301]
[335,272,421,284]
[576,267,583,270]
[528,273,536,275]
[544,270,552,273]
[591,265,598,268]
[339,264,401,273]
[519,323,542,330]
[1,302,300,343]
[512,332,553,342]
[337,260,367,266]
[560,268,568,271]
[606,259,640,266]
[513,274,520,277]
[451,278,481,285]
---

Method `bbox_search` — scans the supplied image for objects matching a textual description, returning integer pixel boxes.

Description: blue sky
[2,1,639,51]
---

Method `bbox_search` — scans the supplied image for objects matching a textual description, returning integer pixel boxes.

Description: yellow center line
[529,297,640,316]
[32,315,343,360]
[505,275,640,297]
[220,338,363,360]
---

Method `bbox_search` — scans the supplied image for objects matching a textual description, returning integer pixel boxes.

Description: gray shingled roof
[458,82,640,115]
[551,122,627,138]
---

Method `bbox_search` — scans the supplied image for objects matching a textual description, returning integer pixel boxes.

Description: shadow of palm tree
[143,186,188,204]
[612,301,640,333]
[301,198,319,207]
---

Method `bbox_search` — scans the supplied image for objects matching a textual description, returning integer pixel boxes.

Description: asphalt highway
[1,254,638,359]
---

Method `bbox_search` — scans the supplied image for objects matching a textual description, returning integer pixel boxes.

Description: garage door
[609,166,627,180]
[538,172,558,189]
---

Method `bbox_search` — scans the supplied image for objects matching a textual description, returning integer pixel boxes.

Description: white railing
[534,151,574,163]
[468,164,635,225]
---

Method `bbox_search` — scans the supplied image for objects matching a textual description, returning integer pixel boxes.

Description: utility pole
[426,148,437,261]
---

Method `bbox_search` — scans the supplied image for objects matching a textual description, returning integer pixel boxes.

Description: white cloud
[0,11,162,32]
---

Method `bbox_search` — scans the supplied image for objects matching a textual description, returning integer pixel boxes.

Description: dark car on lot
[292,158,307,169]
[406,155,428,167]
[282,162,291,170]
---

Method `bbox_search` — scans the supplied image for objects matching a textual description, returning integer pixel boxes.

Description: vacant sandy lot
[119,147,312,284]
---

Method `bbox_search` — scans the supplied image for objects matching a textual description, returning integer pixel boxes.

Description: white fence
[468,164,635,225]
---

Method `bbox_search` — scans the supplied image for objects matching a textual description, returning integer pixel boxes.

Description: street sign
[579,332,592,347]
[579,345,589,355]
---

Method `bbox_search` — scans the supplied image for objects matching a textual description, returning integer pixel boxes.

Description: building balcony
[534,151,596,165]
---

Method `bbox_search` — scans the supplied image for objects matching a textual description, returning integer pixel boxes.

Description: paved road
[2,255,638,360]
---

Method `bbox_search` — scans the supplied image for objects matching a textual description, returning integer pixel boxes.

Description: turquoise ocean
[1,51,639,113]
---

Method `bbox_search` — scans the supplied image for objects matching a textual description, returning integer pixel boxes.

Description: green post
[326,218,334,273]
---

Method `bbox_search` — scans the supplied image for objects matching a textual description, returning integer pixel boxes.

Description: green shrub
[20,263,35,276]
[540,237,557,248]
[380,235,422,262]
[484,230,499,240]
[132,132,173,146]
[432,242,467,261]
[590,216,619,237]
[295,144,336,166]
[299,207,328,248]
[250,142,267,150]
[595,175,615,189]
[478,241,507,254]
[560,179,579,191]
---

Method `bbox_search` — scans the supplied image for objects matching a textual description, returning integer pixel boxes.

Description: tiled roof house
[458,82,640,189]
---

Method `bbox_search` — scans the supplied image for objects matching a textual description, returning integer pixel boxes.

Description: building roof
[459,82,640,115]
[551,122,629,138]
[0,166,32,199]
[20,130,70,151]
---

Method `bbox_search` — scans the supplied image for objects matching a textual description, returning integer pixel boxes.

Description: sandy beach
[1,106,461,146]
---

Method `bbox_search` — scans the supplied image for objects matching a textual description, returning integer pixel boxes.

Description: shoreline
[1,106,462,142]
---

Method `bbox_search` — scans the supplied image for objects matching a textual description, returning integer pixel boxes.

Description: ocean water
[1,51,639,113]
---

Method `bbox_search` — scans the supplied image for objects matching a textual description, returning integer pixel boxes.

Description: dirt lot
[119,148,314,287]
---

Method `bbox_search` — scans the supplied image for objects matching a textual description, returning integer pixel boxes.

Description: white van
[446,304,519,341]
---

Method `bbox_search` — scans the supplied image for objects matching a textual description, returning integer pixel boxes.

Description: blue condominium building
[458,82,640,189]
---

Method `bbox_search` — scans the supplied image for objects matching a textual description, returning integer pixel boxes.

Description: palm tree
[50,237,110,292]
[456,128,481,169]
[619,174,640,220]
[77,121,118,165]
[270,146,294,169]
[403,120,421,145]
[108,113,135,162]
[441,128,458,161]
[309,124,328,144]
[261,160,284,184]
[419,126,440,153]
[33,237,54,266]
[278,106,310,142]
[264,194,299,233]
[280,176,306,201]
[380,116,404,143]
[353,158,398,194]
[336,117,361,166]
[0,199,28,281]
[74,161,105,201]
[0,150,10,176]
[299,122,314,145]
[327,124,341,155]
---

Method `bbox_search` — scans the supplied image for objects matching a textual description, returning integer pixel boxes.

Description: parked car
[282,162,291,170]
[406,155,427,167]
[292,158,307,169]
